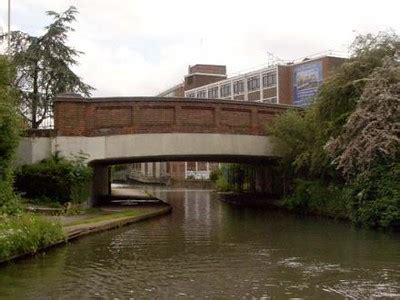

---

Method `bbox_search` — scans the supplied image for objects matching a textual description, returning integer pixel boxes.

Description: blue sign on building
[293,61,323,106]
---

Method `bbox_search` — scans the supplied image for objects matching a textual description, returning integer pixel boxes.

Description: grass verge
[0,214,65,262]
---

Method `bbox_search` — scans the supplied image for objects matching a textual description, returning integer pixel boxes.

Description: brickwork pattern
[189,64,226,75]
[54,96,291,137]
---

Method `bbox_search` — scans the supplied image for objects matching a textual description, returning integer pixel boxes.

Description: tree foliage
[269,107,332,178]
[269,31,400,229]
[0,56,22,215]
[2,6,93,128]
[326,57,400,176]
[314,31,400,139]
[15,154,93,205]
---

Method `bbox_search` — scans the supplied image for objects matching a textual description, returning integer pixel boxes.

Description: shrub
[284,179,351,219]
[350,162,400,229]
[0,181,21,216]
[209,168,221,182]
[15,154,92,205]
[0,56,22,216]
[0,214,65,261]
[356,197,400,229]
[215,175,230,192]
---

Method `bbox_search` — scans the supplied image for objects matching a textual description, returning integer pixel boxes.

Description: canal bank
[0,187,172,265]
[217,191,351,221]
[63,204,171,240]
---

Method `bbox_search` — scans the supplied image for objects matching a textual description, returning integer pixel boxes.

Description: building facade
[135,53,345,183]
[184,55,344,107]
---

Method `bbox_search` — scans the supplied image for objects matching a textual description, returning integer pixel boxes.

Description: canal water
[0,187,400,299]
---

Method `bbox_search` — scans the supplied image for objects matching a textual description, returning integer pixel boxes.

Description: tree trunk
[31,64,39,129]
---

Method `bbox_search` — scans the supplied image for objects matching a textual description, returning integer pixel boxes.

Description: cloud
[1,0,399,96]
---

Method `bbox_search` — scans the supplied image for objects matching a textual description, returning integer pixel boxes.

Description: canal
[0,187,400,299]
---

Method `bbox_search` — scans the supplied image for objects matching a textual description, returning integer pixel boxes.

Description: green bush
[215,175,230,192]
[209,168,221,182]
[350,162,400,229]
[284,179,351,219]
[15,154,92,204]
[0,181,21,216]
[356,197,400,229]
[0,214,65,261]
[0,56,22,216]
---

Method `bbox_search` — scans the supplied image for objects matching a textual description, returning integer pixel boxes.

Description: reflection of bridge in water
[18,94,293,205]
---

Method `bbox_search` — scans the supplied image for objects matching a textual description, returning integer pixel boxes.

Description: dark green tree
[1,6,93,128]
[0,56,22,215]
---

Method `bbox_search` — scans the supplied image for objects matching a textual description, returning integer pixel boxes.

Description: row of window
[186,72,277,98]
[208,87,218,98]
[220,84,231,97]
[233,80,244,95]
[263,72,276,87]
[247,76,260,91]
[197,90,206,98]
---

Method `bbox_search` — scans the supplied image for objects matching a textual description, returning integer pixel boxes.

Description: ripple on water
[0,188,400,299]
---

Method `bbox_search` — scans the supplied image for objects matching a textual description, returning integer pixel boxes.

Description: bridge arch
[19,95,292,205]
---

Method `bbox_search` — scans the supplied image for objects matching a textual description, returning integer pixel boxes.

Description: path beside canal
[1,186,171,265]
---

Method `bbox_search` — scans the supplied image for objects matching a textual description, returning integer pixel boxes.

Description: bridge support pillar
[91,164,111,206]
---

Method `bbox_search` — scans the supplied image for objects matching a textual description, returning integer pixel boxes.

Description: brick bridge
[18,94,292,204]
[55,94,288,137]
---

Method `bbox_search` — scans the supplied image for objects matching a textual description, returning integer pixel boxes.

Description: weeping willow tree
[1,6,93,128]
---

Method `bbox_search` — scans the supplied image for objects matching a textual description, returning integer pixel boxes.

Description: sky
[0,0,399,96]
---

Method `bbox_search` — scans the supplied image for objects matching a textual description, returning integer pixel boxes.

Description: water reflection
[0,187,399,299]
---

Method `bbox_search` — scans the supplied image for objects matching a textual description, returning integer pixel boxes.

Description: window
[263,72,277,87]
[187,161,196,171]
[208,87,219,99]
[233,80,244,94]
[220,84,231,97]
[196,90,206,98]
[197,162,207,171]
[247,76,260,91]
[187,92,195,98]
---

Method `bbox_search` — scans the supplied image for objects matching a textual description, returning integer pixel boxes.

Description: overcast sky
[0,0,399,96]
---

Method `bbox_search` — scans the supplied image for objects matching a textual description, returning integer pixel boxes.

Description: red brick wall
[189,64,226,75]
[322,56,346,79]
[184,74,227,91]
[54,96,291,137]
[277,65,292,105]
